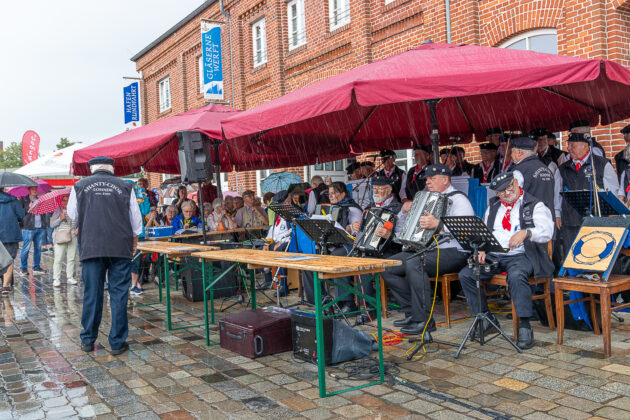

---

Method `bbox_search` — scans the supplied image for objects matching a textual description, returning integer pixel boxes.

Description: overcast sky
[0,0,203,155]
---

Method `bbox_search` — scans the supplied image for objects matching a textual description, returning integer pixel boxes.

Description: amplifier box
[219,309,292,358]
[291,312,333,365]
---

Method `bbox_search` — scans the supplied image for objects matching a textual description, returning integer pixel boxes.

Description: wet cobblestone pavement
[3,257,630,419]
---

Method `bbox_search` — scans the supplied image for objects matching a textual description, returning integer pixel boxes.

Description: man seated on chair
[458,172,554,350]
[382,164,475,335]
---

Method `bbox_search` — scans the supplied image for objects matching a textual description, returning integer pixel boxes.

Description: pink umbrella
[29,187,72,215]
[8,179,52,197]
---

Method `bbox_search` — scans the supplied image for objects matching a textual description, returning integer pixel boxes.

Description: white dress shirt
[571,153,622,197]
[67,185,143,236]
[266,217,292,244]
[485,197,553,256]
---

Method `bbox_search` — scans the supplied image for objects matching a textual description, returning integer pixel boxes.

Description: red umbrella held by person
[29,187,72,215]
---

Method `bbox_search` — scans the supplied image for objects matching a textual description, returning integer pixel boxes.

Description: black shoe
[393,316,413,327]
[517,326,535,350]
[81,343,94,352]
[401,319,436,335]
[339,302,358,314]
[110,342,129,356]
[472,314,500,341]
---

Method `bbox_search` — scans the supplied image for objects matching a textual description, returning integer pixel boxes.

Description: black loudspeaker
[181,259,239,302]
[291,312,333,365]
[176,130,213,183]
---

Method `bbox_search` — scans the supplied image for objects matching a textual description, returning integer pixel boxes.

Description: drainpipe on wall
[219,0,234,108]
[445,0,452,43]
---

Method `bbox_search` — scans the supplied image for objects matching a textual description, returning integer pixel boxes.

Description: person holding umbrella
[51,194,78,287]
[19,186,49,275]
[67,156,142,355]
[0,187,25,294]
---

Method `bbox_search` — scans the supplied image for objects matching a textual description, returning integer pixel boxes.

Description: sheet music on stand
[293,219,354,250]
[269,204,308,223]
[440,216,506,254]
[562,190,630,217]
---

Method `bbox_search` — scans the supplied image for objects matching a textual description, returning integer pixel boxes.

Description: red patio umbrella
[222,42,630,164]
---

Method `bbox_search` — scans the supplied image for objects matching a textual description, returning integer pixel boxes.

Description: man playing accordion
[382,164,475,335]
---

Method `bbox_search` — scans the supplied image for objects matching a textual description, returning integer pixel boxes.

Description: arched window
[500,29,557,54]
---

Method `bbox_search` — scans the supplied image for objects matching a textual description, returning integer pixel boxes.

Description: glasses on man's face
[496,183,517,196]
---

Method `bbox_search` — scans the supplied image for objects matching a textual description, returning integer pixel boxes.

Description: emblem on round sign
[571,231,616,265]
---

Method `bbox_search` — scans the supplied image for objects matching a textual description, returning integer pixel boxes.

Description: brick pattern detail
[135,0,630,192]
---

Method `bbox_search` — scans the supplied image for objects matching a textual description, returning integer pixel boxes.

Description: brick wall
[135,0,630,192]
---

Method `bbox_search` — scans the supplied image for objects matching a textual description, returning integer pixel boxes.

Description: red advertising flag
[21,130,40,165]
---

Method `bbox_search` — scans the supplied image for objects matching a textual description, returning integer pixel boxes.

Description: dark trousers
[80,257,132,350]
[459,253,534,318]
[383,247,468,323]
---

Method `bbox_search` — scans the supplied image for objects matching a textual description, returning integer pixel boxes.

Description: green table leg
[165,256,172,330]
[202,260,210,346]
[314,272,327,398]
[250,269,256,309]
[374,274,385,383]
[158,254,163,303]
[210,263,215,325]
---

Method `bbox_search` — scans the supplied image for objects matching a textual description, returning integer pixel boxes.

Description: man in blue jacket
[0,189,25,294]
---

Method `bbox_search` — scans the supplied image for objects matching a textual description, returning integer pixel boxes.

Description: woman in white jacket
[50,195,78,287]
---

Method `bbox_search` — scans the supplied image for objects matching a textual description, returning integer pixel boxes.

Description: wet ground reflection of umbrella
[7,179,52,197]
[0,172,38,189]
[260,171,303,194]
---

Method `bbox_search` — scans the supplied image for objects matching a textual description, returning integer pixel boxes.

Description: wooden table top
[138,241,218,255]
[191,249,401,278]
[554,274,630,289]
[154,226,268,241]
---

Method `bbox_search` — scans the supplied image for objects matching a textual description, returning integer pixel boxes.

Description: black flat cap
[424,164,452,177]
[486,127,503,136]
[479,143,498,151]
[413,144,432,153]
[345,162,361,174]
[360,161,374,167]
[439,148,452,155]
[621,124,630,134]
[529,128,548,139]
[568,132,592,143]
[451,146,465,155]
[272,190,288,203]
[569,120,591,130]
[511,136,537,150]
[490,172,515,191]
[380,149,396,158]
[88,156,115,165]
[547,132,557,140]
[372,176,393,186]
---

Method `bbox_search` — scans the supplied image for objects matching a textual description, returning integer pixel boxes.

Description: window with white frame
[384,0,395,4]
[500,28,558,54]
[287,0,306,50]
[198,55,204,94]
[329,0,350,31]
[158,76,171,112]
[252,18,267,67]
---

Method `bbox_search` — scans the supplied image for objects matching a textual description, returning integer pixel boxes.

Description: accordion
[353,208,396,256]
[396,191,450,249]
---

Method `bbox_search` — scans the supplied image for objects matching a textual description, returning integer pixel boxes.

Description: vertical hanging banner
[123,79,141,130]
[201,20,224,101]
[21,130,40,165]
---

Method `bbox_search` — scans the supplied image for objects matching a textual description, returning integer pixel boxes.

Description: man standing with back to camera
[67,156,142,355]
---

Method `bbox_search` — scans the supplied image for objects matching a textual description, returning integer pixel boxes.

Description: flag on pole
[201,21,224,101]
[21,130,40,165]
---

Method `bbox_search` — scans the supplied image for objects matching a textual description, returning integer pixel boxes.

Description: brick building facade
[132,0,630,192]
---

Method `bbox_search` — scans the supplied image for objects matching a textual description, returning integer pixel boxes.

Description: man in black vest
[558,133,622,257]
[377,150,407,202]
[350,176,403,324]
[510,136,556,218]
[405,144,431,201]
[67,156,143,355]
[458,172,554,349]
[531,128,566,167]
[614,124,630,180]
[569,120,606,158]
[306,175,329,215]
[471,143,499,183]
[382,164,475,334]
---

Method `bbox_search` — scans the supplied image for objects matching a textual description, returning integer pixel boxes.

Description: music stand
[440,216,522,358]
[293,219,354,255]
[562,190,630,218]
[269,203,308,223]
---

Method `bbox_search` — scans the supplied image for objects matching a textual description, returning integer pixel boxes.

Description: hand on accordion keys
[419,210,440,230]
[375,220,394,238]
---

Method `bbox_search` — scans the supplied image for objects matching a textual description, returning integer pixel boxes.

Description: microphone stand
[588,136,602,217]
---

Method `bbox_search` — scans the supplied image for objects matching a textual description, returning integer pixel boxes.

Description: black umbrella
[0,172,38,188]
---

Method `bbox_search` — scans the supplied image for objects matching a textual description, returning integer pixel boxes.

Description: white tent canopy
[15,143,84,177]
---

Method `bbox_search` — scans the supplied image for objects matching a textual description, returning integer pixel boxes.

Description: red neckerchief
[411,164,425,185]
[500,188,523,231]
[538,146,548,158]
[574,151,590,171]
[275,216,281,227]
[481,161,494,183]
[383,167,395,178]
[375,195,392,207]
[165,218,171,226]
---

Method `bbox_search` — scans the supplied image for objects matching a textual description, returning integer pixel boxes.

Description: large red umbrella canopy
[71,104,291,175]
[222,42,630,163]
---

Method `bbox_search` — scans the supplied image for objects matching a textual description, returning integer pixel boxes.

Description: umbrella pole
[424,99,442,164]
[199,182,208,245]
